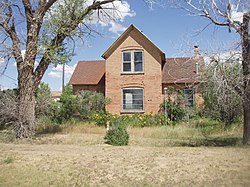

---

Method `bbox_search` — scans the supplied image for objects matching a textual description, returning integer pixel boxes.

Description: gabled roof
[102,24,165,60]
[162,57,204,84]
[69,60,105,85]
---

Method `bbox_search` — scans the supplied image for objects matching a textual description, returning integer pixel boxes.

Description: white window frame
[122,88,144,112]
[122,50,144,73]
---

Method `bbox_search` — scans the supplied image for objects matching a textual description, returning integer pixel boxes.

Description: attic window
[122,50,143,73]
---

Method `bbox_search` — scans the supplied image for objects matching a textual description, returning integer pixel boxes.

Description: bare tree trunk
[243,87,250,145]
[242,12,250,145]
[16,72,36,139]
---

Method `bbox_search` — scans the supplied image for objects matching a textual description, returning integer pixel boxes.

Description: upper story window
[122,50,144,73]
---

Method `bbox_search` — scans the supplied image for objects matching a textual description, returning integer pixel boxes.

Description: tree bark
[242,12,250,145]
[16,77,36,138]
[243,86,250,145]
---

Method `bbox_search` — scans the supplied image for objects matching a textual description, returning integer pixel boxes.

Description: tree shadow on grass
[177,137,242,147]
[35,125,63,135]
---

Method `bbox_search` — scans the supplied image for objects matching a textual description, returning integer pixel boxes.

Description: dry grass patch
[0,143,250,187]
[0,121,249,186]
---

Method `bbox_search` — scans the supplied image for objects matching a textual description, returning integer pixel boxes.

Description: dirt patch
[1,137,250,186]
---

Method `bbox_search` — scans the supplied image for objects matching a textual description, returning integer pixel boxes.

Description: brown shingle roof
[69,60,105,85]
[162,57,204,84]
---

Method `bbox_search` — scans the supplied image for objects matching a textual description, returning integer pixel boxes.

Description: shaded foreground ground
[0,132,250,187]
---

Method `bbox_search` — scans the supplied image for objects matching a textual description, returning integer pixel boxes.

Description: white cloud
[47,0,135,35]
[90,1,135,35]
[205,51,242,65]
[48,64,77,79]
[108,21,127,35]
[48,71,62,78]
[231,5,243,23]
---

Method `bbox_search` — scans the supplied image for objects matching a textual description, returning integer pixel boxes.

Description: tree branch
[34,0,118,87]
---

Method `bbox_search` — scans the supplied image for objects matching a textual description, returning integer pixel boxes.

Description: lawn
[0,122,249,186]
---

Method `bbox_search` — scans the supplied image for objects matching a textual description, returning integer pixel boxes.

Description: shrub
[92,113,166,127]
[0,89,18,129]
[35,82,53,117]
[160,86,188,122]
[201,62,243,125]
[76,91,110,117]
[104,120,129,146]
[160,100,186,121]
[59,85,78,121]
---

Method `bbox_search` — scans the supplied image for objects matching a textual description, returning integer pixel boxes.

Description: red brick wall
[105,30,163,114]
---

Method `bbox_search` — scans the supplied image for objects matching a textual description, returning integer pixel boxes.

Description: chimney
[194,45,200,59]
[195,62,199,74]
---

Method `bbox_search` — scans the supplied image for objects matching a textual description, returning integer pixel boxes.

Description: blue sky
[0,1,239,91]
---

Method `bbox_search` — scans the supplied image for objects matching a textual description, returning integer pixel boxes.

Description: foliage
[92,113,166,127]
[160,87,188,122]
[76,90,110,117]
[52,85,78,123]
[201,61,243,125]
[35,82,53,117]
[48,87,110,123]
[0,0,121,138]
[104,120,129,146]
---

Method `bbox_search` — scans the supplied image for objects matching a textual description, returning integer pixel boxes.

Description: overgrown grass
[0,117,243,147]
[128,117,242,147]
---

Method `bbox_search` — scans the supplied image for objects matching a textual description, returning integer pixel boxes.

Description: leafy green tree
[0,0,121,138]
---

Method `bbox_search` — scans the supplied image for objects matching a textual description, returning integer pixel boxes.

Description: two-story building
[69,25,204,114]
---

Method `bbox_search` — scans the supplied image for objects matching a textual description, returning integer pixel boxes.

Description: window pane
[123,63,131,72]
[135,62,143,72]
[123,89,143,111]
[123,52,131,61]
[184,89,194,107]
[134,52,142,62]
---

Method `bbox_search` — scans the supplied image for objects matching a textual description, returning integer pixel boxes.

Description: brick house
[69,25,204,114]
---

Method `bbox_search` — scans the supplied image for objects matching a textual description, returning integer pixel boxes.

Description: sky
[0,0,240,91]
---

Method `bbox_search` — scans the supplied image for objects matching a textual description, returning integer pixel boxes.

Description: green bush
[76,91,110,117]
[159,86,187,122]
[160,100,186,121]
[35,82,53,117]
[104,121,129,146]
[92,113,166,127]
[59,85,78,121]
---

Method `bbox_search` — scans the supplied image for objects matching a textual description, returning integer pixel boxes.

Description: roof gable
[102,24,165,60]
[69,60,105,85]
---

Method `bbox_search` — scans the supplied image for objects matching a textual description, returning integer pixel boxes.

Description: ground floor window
[122,88,144,111]
[184,88,194,107]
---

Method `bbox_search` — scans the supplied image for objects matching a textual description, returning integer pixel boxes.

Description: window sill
[121,72,144,75]
[121,110,145,114]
